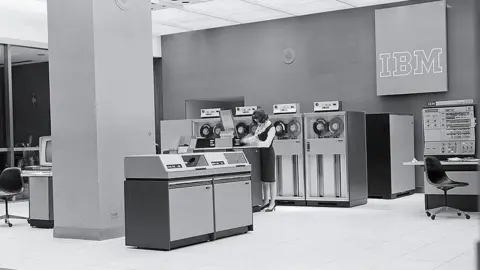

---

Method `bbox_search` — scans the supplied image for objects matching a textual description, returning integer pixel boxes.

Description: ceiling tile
[152,8,236,30]
[251,0,351,15]
[227,9,292,23]
[184,0,264,16]
[341,0,408,7]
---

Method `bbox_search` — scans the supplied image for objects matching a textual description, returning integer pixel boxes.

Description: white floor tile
[435,254,476,270]
[0,195,477,270]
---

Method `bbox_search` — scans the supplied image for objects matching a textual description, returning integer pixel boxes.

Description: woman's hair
[252,109,268,124]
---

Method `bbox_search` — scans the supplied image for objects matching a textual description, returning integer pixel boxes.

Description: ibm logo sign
[378,48,444,78]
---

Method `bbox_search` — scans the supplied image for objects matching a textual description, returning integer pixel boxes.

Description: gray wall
[185,99,244,119]
[161,0,479,189]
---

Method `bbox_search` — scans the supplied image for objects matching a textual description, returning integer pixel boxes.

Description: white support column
[47,0,156,240]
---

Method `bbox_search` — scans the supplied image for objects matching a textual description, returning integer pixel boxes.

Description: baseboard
[54,225,124,241]
[415,187,425,193]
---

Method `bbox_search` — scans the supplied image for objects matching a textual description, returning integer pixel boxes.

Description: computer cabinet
[366,114,415,199]
[213,175,252,235]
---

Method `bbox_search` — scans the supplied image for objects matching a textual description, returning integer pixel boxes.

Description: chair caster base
[466,214,471,220]
[426,212,431,217]
[431,215,436,220]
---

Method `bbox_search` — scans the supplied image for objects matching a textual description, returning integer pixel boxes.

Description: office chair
[0,167,28,227]
[424,156,470,220]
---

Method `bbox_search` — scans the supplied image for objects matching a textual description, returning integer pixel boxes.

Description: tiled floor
[0,194,477,270]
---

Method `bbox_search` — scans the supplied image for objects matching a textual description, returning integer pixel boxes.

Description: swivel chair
[0,167,28,227]
[424,156,470,220]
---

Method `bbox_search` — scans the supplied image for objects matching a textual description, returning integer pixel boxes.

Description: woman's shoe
[265,204,276,212]
[261,200,270,210]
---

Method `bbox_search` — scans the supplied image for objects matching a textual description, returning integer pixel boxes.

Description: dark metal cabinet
[243,149,262,209]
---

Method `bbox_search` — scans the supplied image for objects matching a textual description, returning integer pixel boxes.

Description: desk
[403,161,480,166]
[403,161,479,212]
[22,170,54,228]
[0,147,39,153]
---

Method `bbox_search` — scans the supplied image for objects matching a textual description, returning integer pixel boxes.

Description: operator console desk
[404,160,479,212]
[21,167,54,229]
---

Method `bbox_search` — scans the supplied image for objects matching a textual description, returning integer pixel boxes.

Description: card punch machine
[187,109,243,150]
[124,151,253,250]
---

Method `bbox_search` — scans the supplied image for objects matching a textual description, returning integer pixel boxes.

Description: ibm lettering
[379,48,443,78]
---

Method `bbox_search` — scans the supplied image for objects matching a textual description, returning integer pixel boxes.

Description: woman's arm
[255,127,275,147]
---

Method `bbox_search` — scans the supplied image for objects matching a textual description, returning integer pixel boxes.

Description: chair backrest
[424,156,447,185]
[0,167,24,194]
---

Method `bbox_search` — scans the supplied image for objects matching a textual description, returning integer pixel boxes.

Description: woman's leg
[268,182,276,209]
[262,182,270,206]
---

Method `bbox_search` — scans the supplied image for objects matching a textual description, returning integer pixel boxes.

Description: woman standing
[241,109,276,212]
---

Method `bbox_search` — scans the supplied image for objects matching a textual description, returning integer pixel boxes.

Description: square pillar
[47,0,156,240]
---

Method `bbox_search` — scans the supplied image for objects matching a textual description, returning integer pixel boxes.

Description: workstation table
[21,169,54,228]
[403,160,479,211]
[124,152,254,251]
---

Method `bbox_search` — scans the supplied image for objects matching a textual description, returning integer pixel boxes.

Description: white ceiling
[151,0,409,35]
[0,0,409,37]
[0,0,409,63]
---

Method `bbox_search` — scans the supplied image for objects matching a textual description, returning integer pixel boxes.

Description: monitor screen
[45,140,52,163]
[39,136,52,166]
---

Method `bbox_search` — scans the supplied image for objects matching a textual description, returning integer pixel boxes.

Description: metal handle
[215,174,250,181]
[245,182,250,185]
[206,186,211,189]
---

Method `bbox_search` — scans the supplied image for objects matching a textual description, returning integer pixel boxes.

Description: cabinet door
[243,149,263,207]
[214,180,252,232]
[169,184,214,241]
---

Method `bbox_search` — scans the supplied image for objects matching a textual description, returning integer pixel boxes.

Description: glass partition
[10,45,49,168]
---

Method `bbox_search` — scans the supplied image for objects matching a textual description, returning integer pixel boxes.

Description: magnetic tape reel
[212,123,224,138]
[235,122,249,138]
[200,124,213,138]
[274,121,287,137]
[329,117,344,136]
[313,118,328,137]
[287,119,302,138]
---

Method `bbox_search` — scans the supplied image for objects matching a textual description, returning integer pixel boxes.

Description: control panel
[201,108,221,118]
[313,101,342,112]
[235,106,258,116]
[273,103,299,114]
[423,105,476,156]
